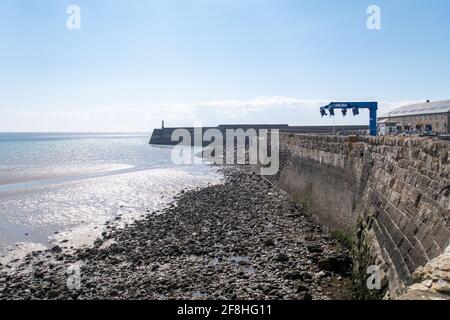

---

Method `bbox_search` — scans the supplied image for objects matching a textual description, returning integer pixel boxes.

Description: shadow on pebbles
[0,167,353,300]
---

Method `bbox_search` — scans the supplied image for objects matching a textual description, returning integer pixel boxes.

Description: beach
[0,167,352,300]
[0,133,221,256]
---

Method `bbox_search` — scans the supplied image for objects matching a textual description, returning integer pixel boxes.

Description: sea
[0,133,222,262]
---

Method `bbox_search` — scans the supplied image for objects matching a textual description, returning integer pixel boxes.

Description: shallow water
[0,133,222,259]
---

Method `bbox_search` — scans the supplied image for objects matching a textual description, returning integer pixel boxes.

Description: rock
[399,289,449,300]
[274,253,289,263]
[48,290,60,299]
[432,280,450,294]
[422,279,433,288]
[110,289,119,296]
[0,167,354,300]
[34,290,44,298]
[283,271,305,280]
[306,244,323,253]
[407,283,431,292]
[296,282,309,293]
[304,271,315,280]
[51,245,62,253]
[401,248,450,300]
[263,239,275,247]
[295,291,312,300]
[317,254,352,274]
[268,289,279,297]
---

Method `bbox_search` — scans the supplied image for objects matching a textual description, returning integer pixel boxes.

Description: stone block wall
[278,134,450,298]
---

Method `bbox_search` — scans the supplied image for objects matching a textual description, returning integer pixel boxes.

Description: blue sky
[1,0,449,131]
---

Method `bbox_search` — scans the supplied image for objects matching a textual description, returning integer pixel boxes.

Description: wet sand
[0,167,352,300]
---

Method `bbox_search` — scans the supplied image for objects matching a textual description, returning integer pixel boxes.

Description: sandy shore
[0,167,352,300]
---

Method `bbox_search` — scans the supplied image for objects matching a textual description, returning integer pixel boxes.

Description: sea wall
[149,125,369,146]
[277,134,450,299]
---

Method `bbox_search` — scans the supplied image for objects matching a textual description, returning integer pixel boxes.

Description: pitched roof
[382,100,450,118]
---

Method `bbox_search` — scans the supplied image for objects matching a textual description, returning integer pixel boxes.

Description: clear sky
[1,0,449,132]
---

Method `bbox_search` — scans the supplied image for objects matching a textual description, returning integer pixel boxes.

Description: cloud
[192,97,329,118]
[0,97,415,132]
[153,97,413,119]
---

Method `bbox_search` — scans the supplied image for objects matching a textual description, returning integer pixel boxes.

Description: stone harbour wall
[277,134,450,299]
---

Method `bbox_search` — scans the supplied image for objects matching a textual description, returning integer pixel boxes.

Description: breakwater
[149,125,369,145]
[277,134,449,299]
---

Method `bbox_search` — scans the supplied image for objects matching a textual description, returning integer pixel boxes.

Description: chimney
[162,120,165,129]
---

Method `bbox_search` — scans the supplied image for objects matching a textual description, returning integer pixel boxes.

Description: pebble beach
[0,168,352,300]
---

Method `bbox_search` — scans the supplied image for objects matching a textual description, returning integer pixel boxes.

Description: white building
[378,100,450,135]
